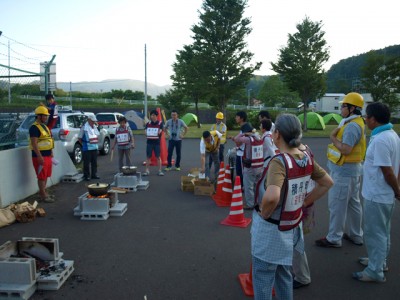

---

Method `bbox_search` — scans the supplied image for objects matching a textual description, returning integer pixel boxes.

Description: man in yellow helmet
[210,112,227,164]
[29,106,55,203]
[316,92,366,248]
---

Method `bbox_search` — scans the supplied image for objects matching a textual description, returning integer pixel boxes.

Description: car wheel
[100,138,110,155]
[72,143,83,164]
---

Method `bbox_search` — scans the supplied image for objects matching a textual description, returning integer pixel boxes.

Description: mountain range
[57,79,171,97]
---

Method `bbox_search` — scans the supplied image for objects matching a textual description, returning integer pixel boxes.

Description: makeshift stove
[113,172,149,191]
[0,237,74,299]
[73,191,127,221]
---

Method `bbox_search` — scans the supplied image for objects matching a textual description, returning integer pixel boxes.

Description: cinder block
[114,173,138,189]
[0,241,17,259]
[109,203,128,217]
[80,213,109,221]
[19,238,60,261]
[137,181,150,190]
[0,257,36,285]
[81,198,109,214]
[0,282,36,300]
[62,173,84,183]
[37,260,74,291]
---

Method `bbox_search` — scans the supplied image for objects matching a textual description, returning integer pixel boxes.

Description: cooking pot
[121,166,137,176]
[87,183,110,196]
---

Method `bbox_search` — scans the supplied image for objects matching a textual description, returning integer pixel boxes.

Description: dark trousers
[235,155,243,188]
[83,150,98,178]
[167,140,182,168]
[209,144,225,168]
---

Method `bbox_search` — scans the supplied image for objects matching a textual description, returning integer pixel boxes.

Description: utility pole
[69,81,72,108]
[144,44,148,118]
[247,88,252,107]
[8,40,11,104]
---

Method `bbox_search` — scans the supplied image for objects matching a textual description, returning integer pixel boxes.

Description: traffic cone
[215,165,232,207]
[212,162,225,202]
[150,107,169,166]
[238,264,254,296]
[238,263,275,297]
[220,176,251,228]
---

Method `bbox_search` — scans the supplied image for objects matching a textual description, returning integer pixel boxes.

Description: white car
[95,112,124,137]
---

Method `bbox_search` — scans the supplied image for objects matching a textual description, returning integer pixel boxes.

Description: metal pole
[144,44,148,118]
[247,88,252,107]
[8,40,11,104]
[69,81,72,108]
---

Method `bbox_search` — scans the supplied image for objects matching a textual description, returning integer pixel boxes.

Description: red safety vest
[146,121,162,140]
[255,149,314,231]
[243,136,264,168]
[116,127,130,146]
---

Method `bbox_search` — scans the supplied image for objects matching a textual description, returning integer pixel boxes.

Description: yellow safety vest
[204,131,220,153]
[210,122,227,144]
[29,121,54,151]
[327,116,366,165]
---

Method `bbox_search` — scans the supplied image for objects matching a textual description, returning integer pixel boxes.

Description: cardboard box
[189,168,200,178]
[181,176,195,192]
[192,178,214,196]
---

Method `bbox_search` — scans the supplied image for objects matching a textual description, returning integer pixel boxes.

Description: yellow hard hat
[35,106,50,115]
[341,92,364,108]
[216,112,224,119]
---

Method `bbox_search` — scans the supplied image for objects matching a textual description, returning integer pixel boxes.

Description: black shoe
[91,176,100,179]
[84,177,91,181]
[293,280,310,289]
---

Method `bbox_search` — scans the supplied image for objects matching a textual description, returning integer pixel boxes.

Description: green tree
[188,0,261,113]
[271,17,329,130]
[157,89,190,117]
[258,75,300,108]
[171,44,208,127]
[361,51,400,110]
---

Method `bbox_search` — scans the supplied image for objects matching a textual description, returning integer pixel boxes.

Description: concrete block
[0,241,17,259]
[137,181,150,190]
[81,198,109,214]
[114,173,138,190]
[0,258,36,285]
[19,238,60,261]
[80,212,109,221]
[109,203,128,217]
[37,260,74,291]
[62,173,84,183]
[0,282,36,300]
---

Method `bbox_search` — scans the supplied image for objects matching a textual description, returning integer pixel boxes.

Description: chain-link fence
[0,34,55,149]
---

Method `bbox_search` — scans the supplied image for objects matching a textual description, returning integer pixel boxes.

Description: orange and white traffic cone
[215,165,232,207]
[238,264,254,296]
[220,176,251,228]
[212,162,225,203]
[238,263,276,297]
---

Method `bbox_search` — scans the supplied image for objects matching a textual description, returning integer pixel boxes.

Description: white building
[316,93,373,115]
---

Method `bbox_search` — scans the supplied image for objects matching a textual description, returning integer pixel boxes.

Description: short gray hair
[275,114,302,148]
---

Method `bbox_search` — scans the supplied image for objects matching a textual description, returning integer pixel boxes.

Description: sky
[1,0,399,87]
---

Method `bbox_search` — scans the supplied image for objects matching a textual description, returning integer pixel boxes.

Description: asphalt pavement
[1,136,400,300]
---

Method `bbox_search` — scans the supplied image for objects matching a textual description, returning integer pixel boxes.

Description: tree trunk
[303,99,308,132]
[195,99,201,128]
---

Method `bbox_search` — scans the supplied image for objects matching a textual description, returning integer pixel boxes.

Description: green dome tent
[297,112,326,130]
[323,113,342,125]
[181,113,199,126]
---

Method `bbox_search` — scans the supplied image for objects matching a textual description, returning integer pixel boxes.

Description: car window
[96,114,115,122]
[66,115,76,128]
[76,115,87,128]
[0,120,12,133]
[21,115,36,130]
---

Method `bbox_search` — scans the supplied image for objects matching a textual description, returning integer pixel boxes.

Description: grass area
[133,123,400,139]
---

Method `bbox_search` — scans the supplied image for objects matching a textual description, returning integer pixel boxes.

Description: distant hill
[57,79,171,97]
[326,44,400,93]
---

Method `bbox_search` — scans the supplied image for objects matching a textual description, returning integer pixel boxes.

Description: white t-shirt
[362,129,400,204]
[200,131,222,154]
